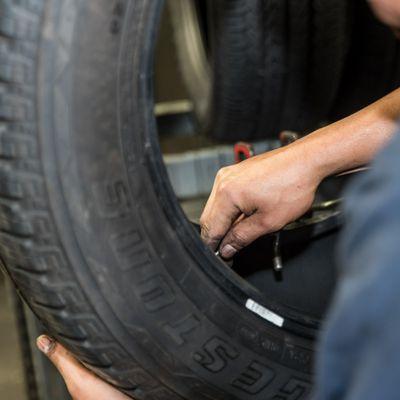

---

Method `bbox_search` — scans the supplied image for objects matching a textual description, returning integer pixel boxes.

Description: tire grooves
[256,0,287,138]
[331,0,398,119]
[210,0,265,140]
[310,0,348,123]
[0,1,175,398]
[210,0,349,140]
[280,0,310,132]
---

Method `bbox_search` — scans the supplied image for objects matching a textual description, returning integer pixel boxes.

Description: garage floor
[0,274,27,400]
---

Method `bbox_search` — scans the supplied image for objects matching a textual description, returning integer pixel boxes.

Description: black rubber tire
[1,1,324,399]
[208,0,273,141]
[331,0,399,120]
[208,0,349,141]
[307,0,350,126]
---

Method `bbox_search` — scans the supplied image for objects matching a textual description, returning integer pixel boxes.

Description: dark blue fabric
[313,131,400,400]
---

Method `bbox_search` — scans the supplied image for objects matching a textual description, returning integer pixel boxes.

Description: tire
[2,1,326,399]
[331,0,399,119]
[306,0,350,126]
[171,0,349,141]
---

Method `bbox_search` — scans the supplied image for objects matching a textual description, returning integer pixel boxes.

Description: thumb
[36,335,83,378]
[219,213,271,259]
[36,335,96,399]
[36,335,131,400]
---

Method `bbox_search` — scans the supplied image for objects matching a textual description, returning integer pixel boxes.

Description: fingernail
[221,244,237,259]
[37,335,55,355]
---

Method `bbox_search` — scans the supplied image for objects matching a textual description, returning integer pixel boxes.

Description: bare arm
[200,88,400,258]
[301,88,400,177]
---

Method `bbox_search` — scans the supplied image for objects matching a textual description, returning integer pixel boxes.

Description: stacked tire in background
[172,0,400,141]
[172,0,351,140]
[331,0,400,119]
[208,0,350,140]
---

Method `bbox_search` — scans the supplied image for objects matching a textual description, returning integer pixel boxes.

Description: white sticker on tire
[245,298,284,327]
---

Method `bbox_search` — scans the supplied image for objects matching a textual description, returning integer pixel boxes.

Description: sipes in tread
[208,0,349,141]
[0,1,172,398]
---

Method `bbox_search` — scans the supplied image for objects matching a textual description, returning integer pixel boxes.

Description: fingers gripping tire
[1,1,317,399]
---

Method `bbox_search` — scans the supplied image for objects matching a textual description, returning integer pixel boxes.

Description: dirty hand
[200,143,321,258]
[36,335,130,400]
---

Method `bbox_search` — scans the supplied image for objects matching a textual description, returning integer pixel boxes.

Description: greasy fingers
[200,145,320,258]
[37,336,130,400]
[219,213,273,259]
[200,168,242,250]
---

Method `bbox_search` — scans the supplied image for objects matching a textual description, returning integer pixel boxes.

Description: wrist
[286,134,329,185]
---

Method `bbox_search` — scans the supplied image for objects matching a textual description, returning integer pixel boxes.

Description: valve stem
[273,232,283,272]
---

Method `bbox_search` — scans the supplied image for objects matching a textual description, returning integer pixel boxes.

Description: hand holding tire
[36,336,130,400]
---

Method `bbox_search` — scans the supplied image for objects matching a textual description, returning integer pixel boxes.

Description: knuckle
[217,180,232,196]
[200,219,210,237]
[200,221,223,243]
[260,216,271,230]
[229,230,248,248]
[216,166,228,180]
[199,215,207,228]
[209,230,225,243]
[260,216,283,233]
[215,167,237,197]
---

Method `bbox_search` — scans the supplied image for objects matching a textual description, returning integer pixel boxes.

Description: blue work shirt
[313,130,400,399]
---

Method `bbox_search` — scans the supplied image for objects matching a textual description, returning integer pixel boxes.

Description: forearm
[292,88,400,181]
[201,89,400,255]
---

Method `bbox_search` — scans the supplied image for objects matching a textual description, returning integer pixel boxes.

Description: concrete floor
[0,274,27,400]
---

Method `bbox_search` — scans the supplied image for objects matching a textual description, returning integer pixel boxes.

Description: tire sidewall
[40,1,313,398]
